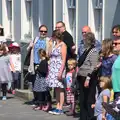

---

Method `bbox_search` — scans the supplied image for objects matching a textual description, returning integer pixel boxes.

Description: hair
[0,28,4,36]
[38,25,48,32]
[102,38,113,57]
[0,44,7,55]
[84,32,95,46]
[39,49,48,60]
[56,21,65,27]
[112,24,120,32]
[52,30,63,40]
[67,58,77,68]
[99,76,112,89]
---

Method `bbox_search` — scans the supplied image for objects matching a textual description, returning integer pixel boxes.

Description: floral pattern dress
[47,44,64,88]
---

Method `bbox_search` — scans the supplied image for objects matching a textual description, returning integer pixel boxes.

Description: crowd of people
[0,25,21,99]
[0,22,120,120]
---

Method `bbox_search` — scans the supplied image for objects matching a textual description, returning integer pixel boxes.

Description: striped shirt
[77,48,99,77]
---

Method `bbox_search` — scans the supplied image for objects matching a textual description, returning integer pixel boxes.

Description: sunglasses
[40,30,47,33]
[113,43,120,46]
[82,32,87,34]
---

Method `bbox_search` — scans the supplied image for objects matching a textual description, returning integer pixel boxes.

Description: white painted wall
[21,0,30,40]
[0,0,2,25]
[2,0,11,38]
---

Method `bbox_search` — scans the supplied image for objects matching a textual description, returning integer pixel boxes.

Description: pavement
[0,94,79,120]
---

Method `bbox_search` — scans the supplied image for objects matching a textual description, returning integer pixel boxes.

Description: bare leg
[59,88,64,110]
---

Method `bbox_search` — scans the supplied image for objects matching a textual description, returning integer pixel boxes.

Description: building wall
[0,0,120,43]
[0,0,2,25]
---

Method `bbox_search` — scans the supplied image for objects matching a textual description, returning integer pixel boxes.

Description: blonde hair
[67,59,77,68]
[99,76,112,89]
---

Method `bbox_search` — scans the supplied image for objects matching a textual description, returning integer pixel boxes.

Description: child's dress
[0,55,13,83]
[33,59,49,104]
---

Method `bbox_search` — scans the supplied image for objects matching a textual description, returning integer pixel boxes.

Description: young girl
[0,44,15,100]
[8,42,21,94]
[33,49,51,111]
[93,76,112,120]
[65,58,77,116]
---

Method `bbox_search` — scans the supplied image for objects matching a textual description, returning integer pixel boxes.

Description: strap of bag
[78,45,94,67]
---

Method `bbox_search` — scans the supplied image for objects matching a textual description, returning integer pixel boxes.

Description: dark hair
[39,49,48,60]
[0,44,7,55]
[112,24,120,32]
[102,38,113,57]
[56,21,65,27]
[38,25,48,32]
[84,32,95,46]
[0,28,4,36]
[52,30,63,40]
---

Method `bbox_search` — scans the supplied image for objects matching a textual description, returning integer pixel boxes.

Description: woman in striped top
[77,32,99,120]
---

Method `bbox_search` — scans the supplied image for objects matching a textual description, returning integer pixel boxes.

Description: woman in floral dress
[47,30,67,115]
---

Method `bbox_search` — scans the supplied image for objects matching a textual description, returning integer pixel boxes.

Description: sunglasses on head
[40,30,47,33]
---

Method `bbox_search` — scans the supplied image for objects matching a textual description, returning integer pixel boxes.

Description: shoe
[48,109,58,114]
[2,96,7,101]
[66,111,75,116]
[33,106,42,111]
[53,109,64,115]
[12,90,15,95]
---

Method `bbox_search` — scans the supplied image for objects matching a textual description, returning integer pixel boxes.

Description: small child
[65,58,77,116]
[33,49,51,111]
[92,76,112,120]
[0,44,15,100]
[9,42,21,94]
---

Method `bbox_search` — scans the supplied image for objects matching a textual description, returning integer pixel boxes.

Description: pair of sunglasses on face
[39,30,47,33]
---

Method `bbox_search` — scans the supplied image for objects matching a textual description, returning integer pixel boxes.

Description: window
[95,0,103,9]
[68,0,76,8]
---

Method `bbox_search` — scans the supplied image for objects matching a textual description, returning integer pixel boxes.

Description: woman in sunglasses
[26,25,53,107]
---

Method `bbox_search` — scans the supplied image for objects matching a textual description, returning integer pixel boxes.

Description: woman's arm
[58,43,67,80]
[27,40,34,51]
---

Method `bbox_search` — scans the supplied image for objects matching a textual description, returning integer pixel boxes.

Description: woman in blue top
[101,39,117,77]
[27,25,53,105]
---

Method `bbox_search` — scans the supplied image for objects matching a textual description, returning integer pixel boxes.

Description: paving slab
[0,95,79,120]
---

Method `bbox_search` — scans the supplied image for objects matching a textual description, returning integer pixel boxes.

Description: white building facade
[0,0,120,47]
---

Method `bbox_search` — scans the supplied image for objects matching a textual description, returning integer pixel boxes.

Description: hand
[57,73,62,80]
[84,80,89,88]
[91,104,95,108]
[102,115,106,120]
[30,42,34,48]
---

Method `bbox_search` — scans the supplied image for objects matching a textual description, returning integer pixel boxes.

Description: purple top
[101,54,117,76]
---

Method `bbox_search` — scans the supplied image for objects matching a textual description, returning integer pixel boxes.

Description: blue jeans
[106,114,115,120]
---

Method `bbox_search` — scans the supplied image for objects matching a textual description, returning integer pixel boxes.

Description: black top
[36,59,48,77]
[62,31,75,59]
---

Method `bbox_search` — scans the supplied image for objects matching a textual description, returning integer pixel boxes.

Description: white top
[10,54,21,72]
